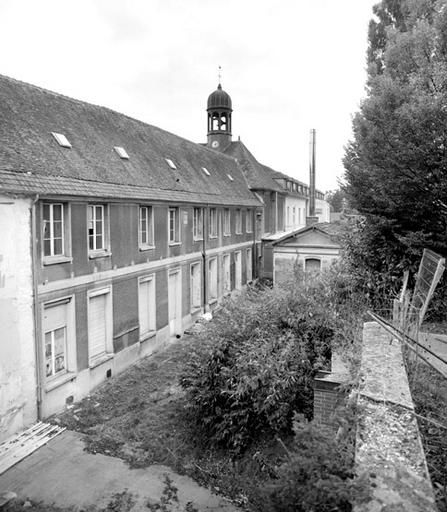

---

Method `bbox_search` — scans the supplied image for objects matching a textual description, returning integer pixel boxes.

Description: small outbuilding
[272,222,342,285]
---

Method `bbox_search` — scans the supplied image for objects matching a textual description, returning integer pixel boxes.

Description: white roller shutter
[89,293,107,360]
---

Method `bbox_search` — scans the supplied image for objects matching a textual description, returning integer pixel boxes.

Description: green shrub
[254,417,367,512]
[180,282,335,452]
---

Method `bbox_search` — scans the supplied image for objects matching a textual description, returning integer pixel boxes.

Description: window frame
[209,208,218,238]
[208,257,218,302]
[87,286,113,366]
[138,274,156,341]
[168,207,181,245]
[246,209,253,233]
[42,295,76,388]
[222,253,231,294]
[87,204,110,258]
[246,248,253,283]
[223,208,231,236]
[139,205,155,250]
[190,262,202,311]
[193,207,204,241]
[42,202,72,265]
[235,209,242,234]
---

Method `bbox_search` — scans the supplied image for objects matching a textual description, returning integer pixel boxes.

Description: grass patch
[54,336,289,507]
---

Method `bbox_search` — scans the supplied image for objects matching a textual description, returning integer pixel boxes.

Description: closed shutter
[139,280,150,335]
[89,294,107,359]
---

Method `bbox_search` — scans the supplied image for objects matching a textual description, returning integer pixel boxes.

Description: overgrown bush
[253,413,368,512]
[180,279,337,452]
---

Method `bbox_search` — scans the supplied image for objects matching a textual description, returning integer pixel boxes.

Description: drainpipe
[275,192,278,233]
[202,205,208,313]
[31,194,42,420]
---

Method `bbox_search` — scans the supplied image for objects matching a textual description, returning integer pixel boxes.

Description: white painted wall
[0,195,37,442]
[315,198,331,223]
[284,196,307,231]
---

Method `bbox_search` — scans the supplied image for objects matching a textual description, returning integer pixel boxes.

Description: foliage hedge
[180,278,340,452]
[253,417,367,512]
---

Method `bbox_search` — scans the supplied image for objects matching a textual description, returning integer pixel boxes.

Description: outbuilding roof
[271,222,344,245]
[0,75,260,206]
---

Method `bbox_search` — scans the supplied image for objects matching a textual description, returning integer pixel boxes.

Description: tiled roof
[270,222,344,245]
[0,75,260,207]
[222,141,284,192]
[269,168,308,188]
[0,170,260,206]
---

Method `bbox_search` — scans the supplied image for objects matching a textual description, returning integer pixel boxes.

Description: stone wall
[354,321,437,512]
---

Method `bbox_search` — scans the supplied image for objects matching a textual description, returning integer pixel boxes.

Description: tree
[325,188,348,212]
[343,0,447,282]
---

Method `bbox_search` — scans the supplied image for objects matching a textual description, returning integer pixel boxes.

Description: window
[165,158,177,170]
[234,251,242,290]
[190,263,202,310]
[287,206,290,227]
[209,208,218,238]
[44,299,69,378]
[223,254,231,293]
[246,248,252,282]
[223,208,231,235]
[51,132,71,148]
[169,207,180,244]
[193,207,203,240]
[202,167,210,176]
[235,209,242,234]
[246,209,253,233]
[139,206,154,248]
[43,203,65,258]
[138,276,156,340]
[43,296,75,383]
[292,207,296,226]
[208,258,218,301]
[88,288,112,363]
[114,146,129,159]
[305,258,321,273]
[88,205,107,253]
[227,174,234,181]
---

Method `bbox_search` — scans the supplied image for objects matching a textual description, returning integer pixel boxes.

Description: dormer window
[165,158,177,170]
[51,132,71,148]
[114,146,129,159]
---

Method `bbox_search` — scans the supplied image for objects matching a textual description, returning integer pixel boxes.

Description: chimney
[306,128,318,226]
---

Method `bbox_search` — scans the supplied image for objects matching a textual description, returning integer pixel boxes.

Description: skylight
[227,174,234,181]
[51,132,71,148]
[165,158,177,170]
[202,167,210,176]
[114,146,129,159]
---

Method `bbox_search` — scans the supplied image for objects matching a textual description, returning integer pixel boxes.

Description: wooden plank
[0,423,65,476]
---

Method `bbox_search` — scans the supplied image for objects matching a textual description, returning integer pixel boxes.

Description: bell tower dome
[207,83,232,150]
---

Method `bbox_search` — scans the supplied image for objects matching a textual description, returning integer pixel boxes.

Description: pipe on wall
[31,194,42,420]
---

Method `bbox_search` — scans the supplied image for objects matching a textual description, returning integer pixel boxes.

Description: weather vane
[218,65,222,84]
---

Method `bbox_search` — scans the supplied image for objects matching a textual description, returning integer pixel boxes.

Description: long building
[0,75,329,441]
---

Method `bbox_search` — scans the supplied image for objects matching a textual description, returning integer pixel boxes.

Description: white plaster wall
[0,195,37,442]
[284,197,307,230]
[273,246,340,285]
[316,198,331,223]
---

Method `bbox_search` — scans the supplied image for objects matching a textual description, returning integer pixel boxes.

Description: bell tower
[207,82,232,150]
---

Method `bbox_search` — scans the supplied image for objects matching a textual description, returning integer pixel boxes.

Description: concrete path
[0,430,238,511]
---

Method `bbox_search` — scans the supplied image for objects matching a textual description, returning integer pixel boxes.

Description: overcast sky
[0,0,377,192]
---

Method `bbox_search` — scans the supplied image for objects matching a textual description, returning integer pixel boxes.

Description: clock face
[211,140,219,148]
